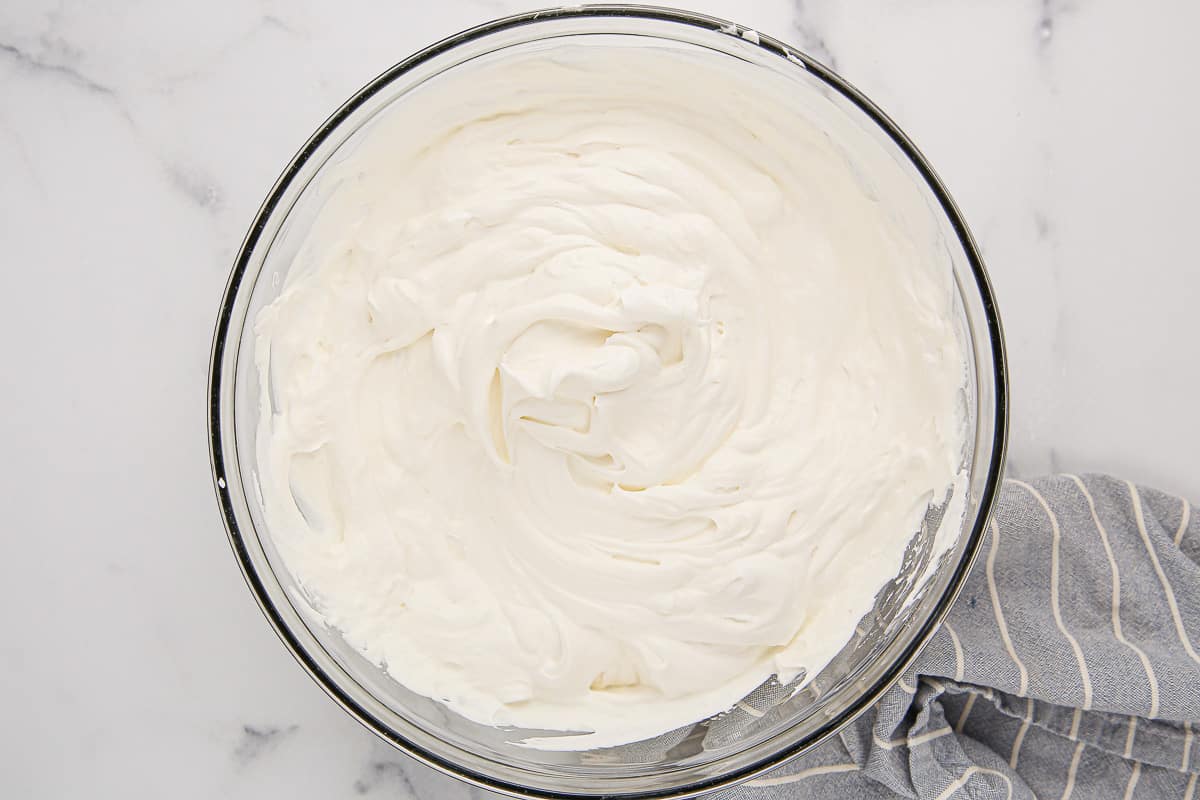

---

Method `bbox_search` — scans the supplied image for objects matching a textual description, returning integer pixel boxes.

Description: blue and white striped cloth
[730,474,1200,799]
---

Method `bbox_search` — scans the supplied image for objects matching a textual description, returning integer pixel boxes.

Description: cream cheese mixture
[255,42,968,748]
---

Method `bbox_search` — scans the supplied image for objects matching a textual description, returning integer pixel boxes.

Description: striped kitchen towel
[730,474,1200,799]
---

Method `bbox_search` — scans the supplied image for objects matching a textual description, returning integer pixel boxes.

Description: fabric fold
[729,474,1199,799]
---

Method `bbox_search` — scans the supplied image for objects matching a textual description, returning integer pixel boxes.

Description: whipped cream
[255,41,968,749]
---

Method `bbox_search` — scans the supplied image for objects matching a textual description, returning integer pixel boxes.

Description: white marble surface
[3,1,1197,797]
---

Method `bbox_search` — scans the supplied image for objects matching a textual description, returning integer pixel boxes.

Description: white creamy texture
[255,42,968,749]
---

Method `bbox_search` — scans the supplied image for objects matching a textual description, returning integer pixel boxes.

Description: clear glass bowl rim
[207,5,1010,798]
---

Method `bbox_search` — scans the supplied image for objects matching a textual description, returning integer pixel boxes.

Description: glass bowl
[208,5,1008,798]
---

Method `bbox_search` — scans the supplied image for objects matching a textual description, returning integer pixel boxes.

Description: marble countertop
[3,1,1196,797]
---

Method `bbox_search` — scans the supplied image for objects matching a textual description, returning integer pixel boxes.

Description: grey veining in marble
[233,724,299,767]
[2,1,1196,797]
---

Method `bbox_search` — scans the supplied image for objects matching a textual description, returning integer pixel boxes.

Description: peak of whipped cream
[254,41,967,749]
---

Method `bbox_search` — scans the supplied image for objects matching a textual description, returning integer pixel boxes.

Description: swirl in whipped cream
[255,42,967,748]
